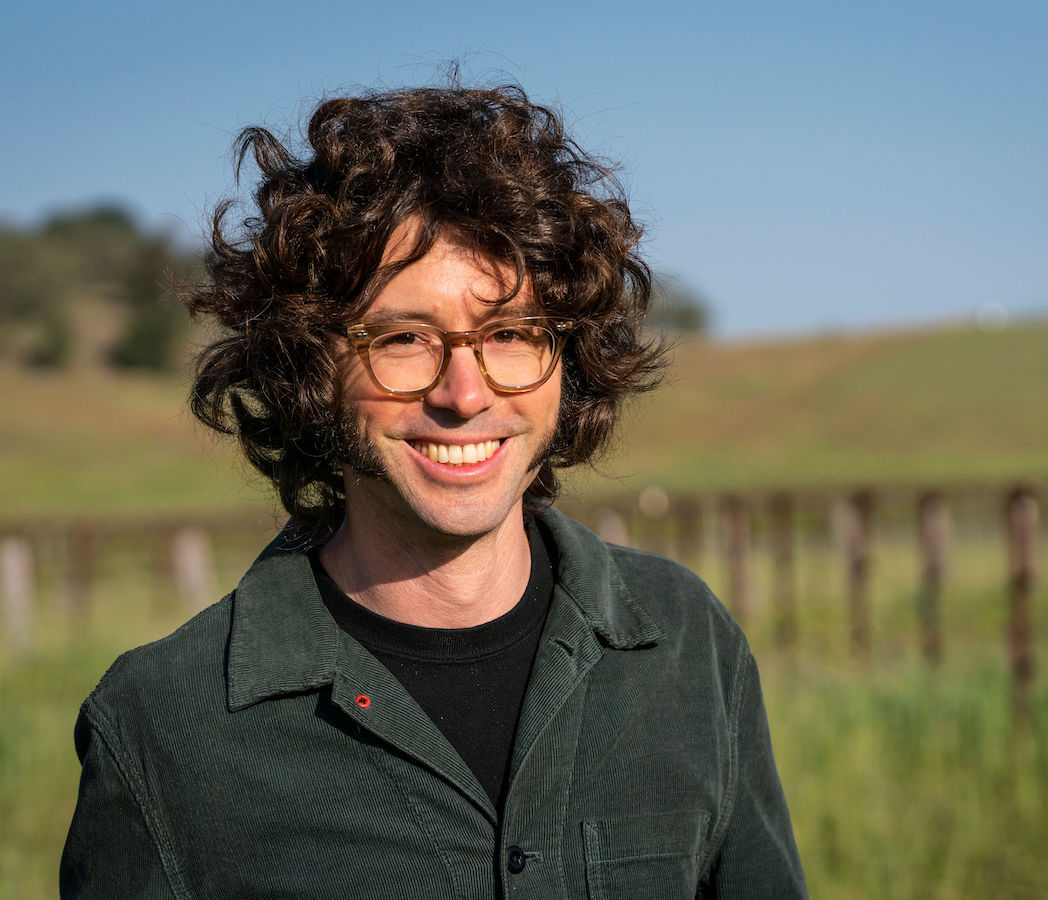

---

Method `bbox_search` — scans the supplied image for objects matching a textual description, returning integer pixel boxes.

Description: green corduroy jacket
[61,507,806,898]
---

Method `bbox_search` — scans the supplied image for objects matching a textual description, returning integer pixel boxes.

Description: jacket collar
[537,506,665,649]
[226,526,343,712]
[226,507,663,712]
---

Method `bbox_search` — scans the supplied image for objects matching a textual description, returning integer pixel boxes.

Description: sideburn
[330,411,391,483]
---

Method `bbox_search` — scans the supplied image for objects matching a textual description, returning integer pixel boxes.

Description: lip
[404,437,506,478]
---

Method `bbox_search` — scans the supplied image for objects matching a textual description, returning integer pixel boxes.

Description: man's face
[336,226,561,541]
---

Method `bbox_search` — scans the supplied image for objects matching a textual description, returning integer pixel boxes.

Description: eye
[490,326,528,344]
[387,331,423,345]
[373,329,439,355]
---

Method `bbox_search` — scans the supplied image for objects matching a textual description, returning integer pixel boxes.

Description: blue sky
[2,1,1045,337]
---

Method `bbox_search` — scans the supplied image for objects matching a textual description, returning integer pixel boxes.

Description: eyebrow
[359,303,542,327]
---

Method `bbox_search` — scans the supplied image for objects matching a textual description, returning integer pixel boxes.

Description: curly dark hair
[187,81,665,544]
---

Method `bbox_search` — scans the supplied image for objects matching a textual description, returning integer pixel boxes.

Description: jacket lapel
[225,524,493,818]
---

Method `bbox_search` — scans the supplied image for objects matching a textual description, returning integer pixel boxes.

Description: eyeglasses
[346,316,576,398]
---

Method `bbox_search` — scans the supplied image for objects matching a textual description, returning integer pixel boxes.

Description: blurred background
[1,2,1045,897]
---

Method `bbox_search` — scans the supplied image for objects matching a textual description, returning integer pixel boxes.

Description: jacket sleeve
[703,649,807,899]
[60,704,182,900]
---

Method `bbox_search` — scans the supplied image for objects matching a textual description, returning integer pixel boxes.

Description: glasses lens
[369,329,443,392]
[481,322,556,388]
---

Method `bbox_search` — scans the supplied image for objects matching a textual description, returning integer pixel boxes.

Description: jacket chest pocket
[582,810,710,899]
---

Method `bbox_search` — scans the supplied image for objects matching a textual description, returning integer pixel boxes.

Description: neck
[318,504,533,629]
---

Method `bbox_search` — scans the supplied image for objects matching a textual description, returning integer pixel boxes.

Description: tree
[647,273,710,333]
[107,236,191,371]
[0,204,199,370]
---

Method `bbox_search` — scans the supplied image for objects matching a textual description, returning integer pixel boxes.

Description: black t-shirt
[311,518,554,809]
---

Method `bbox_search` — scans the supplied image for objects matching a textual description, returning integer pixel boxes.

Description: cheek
[342,359,374,398]
[340,355,396,427]
[523,376,562,435]
[346,400,385,442]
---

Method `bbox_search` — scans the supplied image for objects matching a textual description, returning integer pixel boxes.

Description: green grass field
[2,320,1046,896]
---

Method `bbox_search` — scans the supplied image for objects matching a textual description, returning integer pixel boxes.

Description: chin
[405,492,525,541]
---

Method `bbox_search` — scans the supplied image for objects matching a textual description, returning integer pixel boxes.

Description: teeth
[412,439,501,466]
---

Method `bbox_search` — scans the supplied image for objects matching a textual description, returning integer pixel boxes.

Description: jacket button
[506,845,526,874]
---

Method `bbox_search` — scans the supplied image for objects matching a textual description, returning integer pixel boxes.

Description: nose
[424,345,496,418]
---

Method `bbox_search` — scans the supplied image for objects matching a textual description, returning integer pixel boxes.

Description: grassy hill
[2,318,1046,518]
[586,318,1048,499]
[0,367,265,518]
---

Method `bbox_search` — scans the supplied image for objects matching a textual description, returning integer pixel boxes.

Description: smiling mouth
[408,439,502,465]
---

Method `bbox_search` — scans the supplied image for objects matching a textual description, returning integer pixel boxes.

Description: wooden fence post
[768,492,797,647]
[1006,487,1038,730]
[172,528,218,614]
[720,495,751,625]
[637,485,671,556]
[917,491,949,664]
[63,524,96,616]
[1,537,34,654]
[150,527,173,613]
[593,507,630,547]
[844,490,874,660]
[673,496,704,566]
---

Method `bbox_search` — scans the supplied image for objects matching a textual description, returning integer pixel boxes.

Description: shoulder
[92,596,232,697]
[540,506,748,663]
[606,540,750,672]
[77,598,234,754]
[606,538,716,600]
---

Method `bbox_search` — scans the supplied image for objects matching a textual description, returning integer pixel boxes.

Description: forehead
[364,222,536,323]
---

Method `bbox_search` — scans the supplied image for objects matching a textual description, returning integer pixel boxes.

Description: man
[62,82,806,898]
